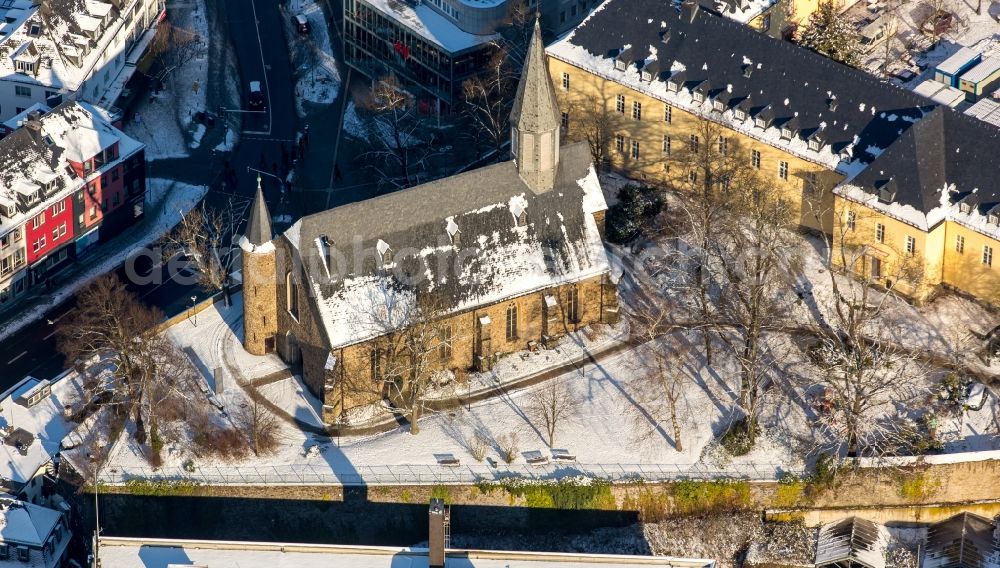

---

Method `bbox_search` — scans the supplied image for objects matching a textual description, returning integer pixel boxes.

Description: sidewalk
[0,179,209,343]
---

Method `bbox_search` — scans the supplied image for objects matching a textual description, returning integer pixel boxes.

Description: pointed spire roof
[245,175,272,247]
[511,17,560,134]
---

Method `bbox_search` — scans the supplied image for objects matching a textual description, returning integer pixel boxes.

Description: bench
[524,450,549,465]
[551,449,576,462]
[435,453,461,467]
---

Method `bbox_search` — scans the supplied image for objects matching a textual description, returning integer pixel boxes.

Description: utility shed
[923,512,999,568]
[814,517,888,568]
[913,79,967,107]
[958,56,1000,101]
[935,47,983,87]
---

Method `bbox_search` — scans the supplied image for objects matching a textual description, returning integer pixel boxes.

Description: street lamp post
[91,454,101,568]
[248,168,287,198]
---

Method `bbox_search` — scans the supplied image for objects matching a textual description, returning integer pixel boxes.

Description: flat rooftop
[97,538,717,568]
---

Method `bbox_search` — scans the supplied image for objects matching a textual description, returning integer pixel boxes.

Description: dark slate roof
[245,182,272,247]
[283,142,608,349]
[549,0,933,164]
[849,106,1000,219]
[814,517,886,568]
[924,512,998,568]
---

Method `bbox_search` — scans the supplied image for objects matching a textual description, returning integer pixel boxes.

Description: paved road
[0,0,300,391]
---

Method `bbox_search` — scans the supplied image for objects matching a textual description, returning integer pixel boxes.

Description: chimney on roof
[681,0,699,23]
[428,498,449,568]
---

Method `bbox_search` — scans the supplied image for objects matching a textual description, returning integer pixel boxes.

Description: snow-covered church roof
[282,142,610,351]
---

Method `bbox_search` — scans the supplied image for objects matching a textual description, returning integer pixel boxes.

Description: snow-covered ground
[87,197,1000,485]
[123,0,212,158]
[343,101,426,148]
[283,0,341,118]
[858,0,1000,96]
[0,179,208,344]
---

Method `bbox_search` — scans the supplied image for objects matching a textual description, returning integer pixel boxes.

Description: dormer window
[641,70,651,81]
[666,70,685,93]
[15,61,34,73]
[877,180,897,203]
[959,203,971,214]
[713,99,724,112]
[615,60,626,71]
[446,218,460,247]
[693,91,704,103]
[754,117,766,128]
[781,127,793,139]
[735,109,746,121]
[808,138,821,151]
[376,239,392,264]
[990,214,999,225]
[511,200,527,226]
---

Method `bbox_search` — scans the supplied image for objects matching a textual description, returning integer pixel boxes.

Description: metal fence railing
[99,461,802,486]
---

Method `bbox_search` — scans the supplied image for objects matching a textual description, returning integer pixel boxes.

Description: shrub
[672,480,752,515]
[498,432,519,464]
[471,431,489,462]
[182,458,196,473]
[485,477,615,510]
[606,185,663,244]
[773,473,805,508]
[430,485,451,505]
[720,418,758,456]
[622,488,670,522]
[149,419,164,468]
[810,452,837,488]
[193,424,249,461]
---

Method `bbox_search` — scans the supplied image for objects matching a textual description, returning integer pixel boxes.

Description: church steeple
[510,17,561,194]
[245,175,273,247]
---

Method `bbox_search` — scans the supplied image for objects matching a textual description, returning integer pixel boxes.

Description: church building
[239,20,617,426]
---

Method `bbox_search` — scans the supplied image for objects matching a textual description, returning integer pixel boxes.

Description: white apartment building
[0,0,163,121]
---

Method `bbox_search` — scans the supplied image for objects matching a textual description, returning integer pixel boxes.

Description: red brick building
[0,102,145,304]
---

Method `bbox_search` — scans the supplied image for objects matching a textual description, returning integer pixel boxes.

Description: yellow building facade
[546,39,1000,307]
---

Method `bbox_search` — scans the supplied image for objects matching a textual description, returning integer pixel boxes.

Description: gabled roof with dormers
[837,106,1000,236]
[0,101,142,235]
[547,0,933,173]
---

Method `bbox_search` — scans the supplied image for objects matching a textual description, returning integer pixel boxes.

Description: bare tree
[461,47,516,162]
[160,200,241,306]
[57,275,164,446]
[558,89,616,170]
[238,386,280,455]
[711,172,799,444]
[806,203,929,456]
[667,118,750,365]
[147,22,206,91]
[344,281,456,435]
[628,299,688,451]
[528,380,580,448]
[360,75,441,191]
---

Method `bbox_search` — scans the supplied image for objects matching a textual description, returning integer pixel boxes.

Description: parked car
[294,13,311,33]
[859,16,897,53]
[248,81,265,110]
